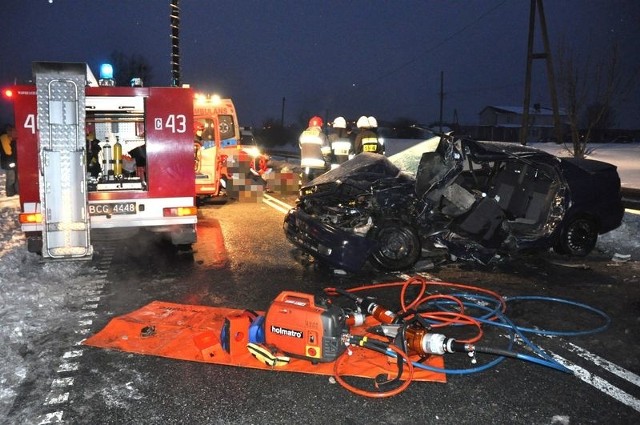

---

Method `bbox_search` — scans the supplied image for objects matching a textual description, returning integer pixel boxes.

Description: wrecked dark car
[283,134,625,273]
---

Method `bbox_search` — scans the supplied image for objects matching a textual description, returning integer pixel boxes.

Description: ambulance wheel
[369,222,421,271]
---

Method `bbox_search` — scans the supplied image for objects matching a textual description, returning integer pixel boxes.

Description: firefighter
[299,116,329,184]
[1,125,18,196]
[86,132,102,178]
[194,121,204,146]
[128,145,147,181]
[354,115,382,154]
[328,116,352,168]
[367,116,384,154]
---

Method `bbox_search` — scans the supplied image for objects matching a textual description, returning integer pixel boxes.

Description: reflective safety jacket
[329,136,352,166]
[0,133,17,170]
[299,126,329,169]
[355,129,382,154]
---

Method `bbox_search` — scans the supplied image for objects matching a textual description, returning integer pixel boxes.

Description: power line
[354,0,508,91]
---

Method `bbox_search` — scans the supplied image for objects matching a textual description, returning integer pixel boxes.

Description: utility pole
[520,0,563,145]
[281,97,286,127]
[439,71,444,133]
[170,0,181,87]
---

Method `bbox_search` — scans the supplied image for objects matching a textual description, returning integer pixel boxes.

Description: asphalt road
[20,195,640,425]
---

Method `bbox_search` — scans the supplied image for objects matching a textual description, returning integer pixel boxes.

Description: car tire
[554,217,598,256]
[369,222,421,271]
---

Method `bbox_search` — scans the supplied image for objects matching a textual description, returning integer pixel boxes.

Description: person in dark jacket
[86,132,102,178]
[354,115,382,154]
[328,116,352,168]
[1,125,18,196]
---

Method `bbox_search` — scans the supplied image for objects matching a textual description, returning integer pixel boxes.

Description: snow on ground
[1,141,640,418]
[0,175,99,419]
[533,142,640,190]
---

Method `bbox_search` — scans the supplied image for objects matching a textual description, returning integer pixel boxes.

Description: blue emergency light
[99,63,114,80]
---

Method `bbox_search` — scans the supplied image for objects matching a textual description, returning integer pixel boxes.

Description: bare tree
[556,43,633,158]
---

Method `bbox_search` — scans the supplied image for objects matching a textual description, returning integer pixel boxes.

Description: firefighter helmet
[332,116,347,129]
[308,116,323,128]
[356,116,370,129]
[367,116,378,128]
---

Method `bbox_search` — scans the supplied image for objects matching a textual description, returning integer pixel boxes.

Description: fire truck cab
[8,62,197,259]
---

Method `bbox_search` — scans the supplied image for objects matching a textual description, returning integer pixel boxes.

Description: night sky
[2,0,639,129]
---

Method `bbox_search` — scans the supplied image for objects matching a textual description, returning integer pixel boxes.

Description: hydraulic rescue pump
[264,291,348,363]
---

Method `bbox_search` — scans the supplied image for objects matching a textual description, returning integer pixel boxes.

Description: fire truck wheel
[175,244,194,253]
[26,233,43,254]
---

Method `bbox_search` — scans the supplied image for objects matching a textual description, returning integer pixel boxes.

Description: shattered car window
[308,152,403,186]
[388,136,441,177]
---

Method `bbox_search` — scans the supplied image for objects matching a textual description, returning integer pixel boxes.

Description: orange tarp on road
[84,301,446,383]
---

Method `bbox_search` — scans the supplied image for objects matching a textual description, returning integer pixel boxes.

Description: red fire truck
[6,62,197,259]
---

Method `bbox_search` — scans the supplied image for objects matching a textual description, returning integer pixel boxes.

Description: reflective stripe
[332,140,351,150]
[301,158,325,168]
[362,137,380,153]
[333,140,351,156]
[299,133,323,145]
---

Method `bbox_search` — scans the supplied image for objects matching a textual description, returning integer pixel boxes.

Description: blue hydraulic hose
[341,282,610,375]
[406,295,601,373]
[503,295,611,336]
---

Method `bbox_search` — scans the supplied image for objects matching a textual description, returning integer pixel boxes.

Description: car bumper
[283,209,375,272]
[602,199,626,234]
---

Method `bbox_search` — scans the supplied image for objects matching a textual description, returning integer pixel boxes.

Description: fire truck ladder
[34,62,92,259]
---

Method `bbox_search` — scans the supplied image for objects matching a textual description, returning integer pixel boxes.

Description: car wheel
[555,217,598,256]
[369,222,421,271]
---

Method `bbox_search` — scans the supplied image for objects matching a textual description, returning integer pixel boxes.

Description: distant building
[478,104,569,143]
